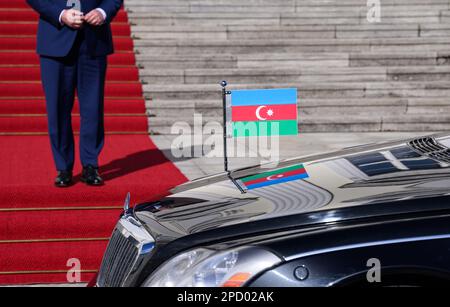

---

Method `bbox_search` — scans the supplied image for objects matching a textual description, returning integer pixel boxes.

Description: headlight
[142,246,281,287]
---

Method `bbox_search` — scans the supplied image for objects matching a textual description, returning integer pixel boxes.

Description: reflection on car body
[95,133,450,287]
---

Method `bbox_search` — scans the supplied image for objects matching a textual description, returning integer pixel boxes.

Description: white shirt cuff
[59,10,65,25]
[96,8,107,22]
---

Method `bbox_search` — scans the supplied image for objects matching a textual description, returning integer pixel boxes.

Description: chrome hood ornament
[124,192,131,215]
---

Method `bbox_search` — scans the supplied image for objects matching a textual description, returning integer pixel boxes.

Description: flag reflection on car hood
[135,134,450,239]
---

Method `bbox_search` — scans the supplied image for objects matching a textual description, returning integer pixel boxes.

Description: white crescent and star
[255,105,274,121]
[255,106,267,120]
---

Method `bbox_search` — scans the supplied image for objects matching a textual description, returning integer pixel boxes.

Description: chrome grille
[97,228,139,287]
[408,137,450,163]
[96,214,155,287]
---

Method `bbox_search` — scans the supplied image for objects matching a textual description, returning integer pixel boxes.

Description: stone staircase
[124,0,450,134]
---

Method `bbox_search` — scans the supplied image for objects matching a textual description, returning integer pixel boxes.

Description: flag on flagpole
[239,164,309,190]
[231,88,298,137]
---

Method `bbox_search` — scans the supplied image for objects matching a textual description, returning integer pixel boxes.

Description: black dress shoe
[55,171,73,188]
[81,165,104,186]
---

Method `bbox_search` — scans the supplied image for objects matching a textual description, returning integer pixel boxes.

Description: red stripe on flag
[244,168,307,186]
[232,104,297,122]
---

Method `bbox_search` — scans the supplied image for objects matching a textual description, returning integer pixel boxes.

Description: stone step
[295,0,449,6]
[127,10,450,25]
[137,44,450,55]
[148,103,408,118]
[133,25,450,40]
[125,0,449,6]
[387,66,450,81]
[138,66,450,84]
[126,4,449,14]
[128,11,447,26]
[143,81,450,100]
[146,114,450,134]
[135,52,450,70]
[237,52,450,68]
[136,53,350,69]
[146,97,450,117]
[146,97,450,109]
[133,37,450,47]
[235,53,349,68]
[133,37,450,54]
[126,6,448,14]
[139,67,388,84]
[350,52,450,66]
[131,23,450,40]
[132,17,443,27]
[136,54,239,69]
[440,10,450,22]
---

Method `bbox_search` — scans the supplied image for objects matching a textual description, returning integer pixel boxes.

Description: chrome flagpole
[221,80,231,173]
[221,81,247,194]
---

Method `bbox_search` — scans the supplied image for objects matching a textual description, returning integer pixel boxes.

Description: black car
[94,134,450,287]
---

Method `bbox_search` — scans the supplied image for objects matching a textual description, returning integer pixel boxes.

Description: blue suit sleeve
[98,0,123,23]
[26,0,66,28]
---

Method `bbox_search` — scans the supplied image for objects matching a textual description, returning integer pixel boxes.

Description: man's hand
[85,9,105,26]
[61,9,84,29]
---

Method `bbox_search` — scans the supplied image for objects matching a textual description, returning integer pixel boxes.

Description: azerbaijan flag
[231,88,298,137]
[239,164,309,190]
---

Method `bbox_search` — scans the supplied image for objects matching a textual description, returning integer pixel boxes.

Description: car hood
[134,133,450,243]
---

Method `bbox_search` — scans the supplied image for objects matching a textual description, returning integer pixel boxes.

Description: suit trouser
[40,30,107,171]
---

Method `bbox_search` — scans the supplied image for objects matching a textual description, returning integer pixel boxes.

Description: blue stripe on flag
[231,88,297,107]
[246,173,309,190]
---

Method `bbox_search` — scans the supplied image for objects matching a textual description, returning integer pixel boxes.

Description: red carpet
[0,3,187,285]
[0,37,134,51]
[0,82,143,97]
[0,67,139,81]
[0,23,131,36]
[0,52,136,66]
[0,99,146,114]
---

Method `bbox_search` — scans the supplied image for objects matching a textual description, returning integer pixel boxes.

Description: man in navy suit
[27,0,123,187]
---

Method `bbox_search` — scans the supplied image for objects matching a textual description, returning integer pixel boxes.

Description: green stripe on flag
[233,120,298,137]
[241,164,305,183]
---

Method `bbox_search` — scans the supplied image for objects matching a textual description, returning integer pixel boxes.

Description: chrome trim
[409,137,450,165]
[97,215,155,287]
[285,234,450,261]
[116,215,155,253]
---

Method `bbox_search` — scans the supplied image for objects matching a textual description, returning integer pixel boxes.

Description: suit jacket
[27,0,123,57]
